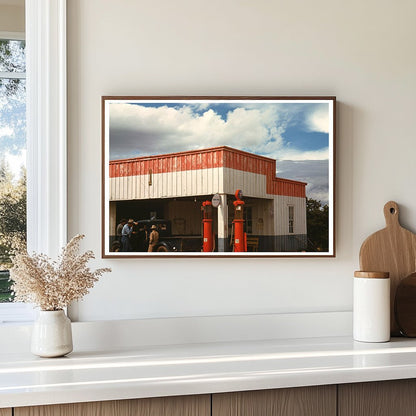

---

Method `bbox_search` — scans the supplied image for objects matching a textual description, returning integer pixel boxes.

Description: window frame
[0,0,67,324]
[288,205,294,234]
[244,206,253,234]
[0,31,24,41]
[26,0,67,257]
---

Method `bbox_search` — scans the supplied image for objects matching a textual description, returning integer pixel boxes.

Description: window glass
[288,205,294,234]
[244,206,253,234]
[0,38,27,303]
[0,39,25,72]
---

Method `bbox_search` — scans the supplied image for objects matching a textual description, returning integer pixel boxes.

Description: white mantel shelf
[2,336,416,408]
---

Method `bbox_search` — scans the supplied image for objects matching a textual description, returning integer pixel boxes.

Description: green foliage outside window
[0,163,26,302]
[0,39,26,302]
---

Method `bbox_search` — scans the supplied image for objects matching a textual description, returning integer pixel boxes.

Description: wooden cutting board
[359,201,416,335]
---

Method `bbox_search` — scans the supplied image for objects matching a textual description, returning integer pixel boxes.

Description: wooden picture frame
[102,96,336,257]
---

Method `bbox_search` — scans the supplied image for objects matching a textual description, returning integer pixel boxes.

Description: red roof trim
[110,146,276,164]
[109,146,306,197]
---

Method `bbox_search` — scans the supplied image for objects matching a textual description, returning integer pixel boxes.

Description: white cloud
[275,147,329,161]
[108,102,330,203]
[306,105,329,134]
[109,103,286,159]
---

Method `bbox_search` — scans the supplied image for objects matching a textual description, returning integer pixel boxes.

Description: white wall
[67,0,416,322]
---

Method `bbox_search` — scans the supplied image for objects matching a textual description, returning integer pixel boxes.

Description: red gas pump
[233,189,247,252]
[202,200,213,252]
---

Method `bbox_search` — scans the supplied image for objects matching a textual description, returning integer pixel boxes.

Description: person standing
[116,219,127,242]
[148,224,159,252]
[143,225,149,251]
[121,219,134,252]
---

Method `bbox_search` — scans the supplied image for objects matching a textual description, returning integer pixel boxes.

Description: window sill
[0,303,35,325]
[1,335,416,408]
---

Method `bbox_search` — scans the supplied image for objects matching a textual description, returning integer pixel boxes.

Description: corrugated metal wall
[109,148,225,177]
[222,168,267,198]
[108,147,308,238]
[273,195,307,236]
[109,147,306,199]
[109,167,306,203]
[110,168,224,200]
[248,199,274,236]
[271,178,305,198]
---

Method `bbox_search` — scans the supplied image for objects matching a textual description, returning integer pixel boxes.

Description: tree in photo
[306,198,329,252]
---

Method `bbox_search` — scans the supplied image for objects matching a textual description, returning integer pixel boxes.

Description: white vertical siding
[110,167,225,200]
[273,195,307,236]
[250,199,274,236]
[223,168,267,198]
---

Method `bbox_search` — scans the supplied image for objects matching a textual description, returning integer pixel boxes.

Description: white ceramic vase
[31,310,73,357]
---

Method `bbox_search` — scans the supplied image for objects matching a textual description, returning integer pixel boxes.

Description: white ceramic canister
[353,271,390,342]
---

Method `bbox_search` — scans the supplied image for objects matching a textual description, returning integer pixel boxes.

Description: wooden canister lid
[354,271,389,279]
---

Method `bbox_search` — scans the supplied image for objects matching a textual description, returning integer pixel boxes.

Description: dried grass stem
[10,234,111,310]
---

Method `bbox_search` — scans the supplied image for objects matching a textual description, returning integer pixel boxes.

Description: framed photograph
[102,96,335,257]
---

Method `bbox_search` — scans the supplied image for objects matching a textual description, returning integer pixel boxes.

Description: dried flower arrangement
[10,234,111,311]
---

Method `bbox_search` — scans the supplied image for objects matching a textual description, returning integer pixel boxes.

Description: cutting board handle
[384,201,400,228]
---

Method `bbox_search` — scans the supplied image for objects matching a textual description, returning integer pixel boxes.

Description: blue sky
[109,100,332,203]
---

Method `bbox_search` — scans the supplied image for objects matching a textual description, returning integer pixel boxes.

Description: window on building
[288,205,294,234]
[0,37,26,305]
[244,206,253,234]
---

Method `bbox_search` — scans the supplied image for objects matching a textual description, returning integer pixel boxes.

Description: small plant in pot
[10,234,111,358]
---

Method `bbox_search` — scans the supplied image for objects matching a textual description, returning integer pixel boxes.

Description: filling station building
[109,146,307,252]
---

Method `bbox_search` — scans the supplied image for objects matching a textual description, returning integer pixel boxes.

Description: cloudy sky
[108,100,332,204]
